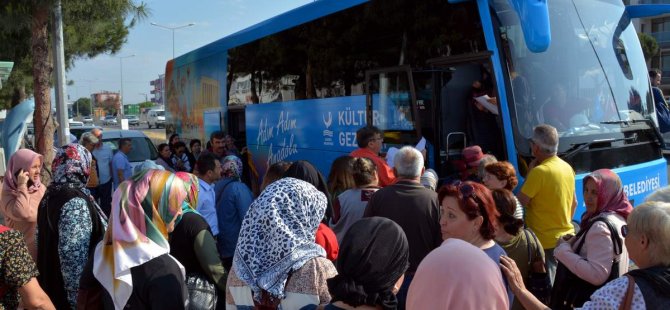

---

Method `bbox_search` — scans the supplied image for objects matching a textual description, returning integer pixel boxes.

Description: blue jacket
[214,178,254,258]
[653,87,670,133]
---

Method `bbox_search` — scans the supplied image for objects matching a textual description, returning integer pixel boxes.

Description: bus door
[365,66,422,161]
[425,52,505,178]
[364,65,452,174]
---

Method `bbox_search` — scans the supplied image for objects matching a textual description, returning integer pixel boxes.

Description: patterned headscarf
[222,155,243,179]
[51,143,92,187]
[93,169,191,310]
[581,169,633,229]
[3,149,43,195]
[233,177,327,301]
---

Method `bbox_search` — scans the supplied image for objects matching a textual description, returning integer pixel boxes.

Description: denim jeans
[545,248,557,285]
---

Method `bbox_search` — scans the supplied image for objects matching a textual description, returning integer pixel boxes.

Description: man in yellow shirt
[518,124,576,284]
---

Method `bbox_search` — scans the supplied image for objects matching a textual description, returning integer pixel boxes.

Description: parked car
[69,121,84,127]
[83,116,94,125]
[124,115,140,126]
[69,126,101,141]
[147,109,165,129]
[103,115,118,126]
[100,130,158,169]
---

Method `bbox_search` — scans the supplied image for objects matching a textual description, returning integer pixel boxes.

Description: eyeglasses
[621,225,628,238]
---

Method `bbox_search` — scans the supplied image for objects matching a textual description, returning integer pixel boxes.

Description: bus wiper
[600,118,665,147]
[560,136,637,161]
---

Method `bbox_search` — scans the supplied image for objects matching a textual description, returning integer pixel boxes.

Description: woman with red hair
[484,161,523,219]
[438,181,512,305]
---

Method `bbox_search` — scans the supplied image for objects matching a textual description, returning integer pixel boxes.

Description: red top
[350,148,396,187]
[315,223,339,261]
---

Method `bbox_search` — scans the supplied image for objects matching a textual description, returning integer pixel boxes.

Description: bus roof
[174,0,367,66]
[172,0,552,67]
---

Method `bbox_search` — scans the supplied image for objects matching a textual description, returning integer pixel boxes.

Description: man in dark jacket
[363,146,442,310]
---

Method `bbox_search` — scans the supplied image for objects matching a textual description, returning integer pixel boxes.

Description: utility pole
[150,22,196,59]
[53,0,69,146]
[118,54,135,119]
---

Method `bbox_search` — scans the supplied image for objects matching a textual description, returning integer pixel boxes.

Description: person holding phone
[0,149,45,261]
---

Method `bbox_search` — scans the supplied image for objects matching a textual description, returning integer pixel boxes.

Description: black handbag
[549,218,623,310]
[185,272,218,310]
[524,229,552,304]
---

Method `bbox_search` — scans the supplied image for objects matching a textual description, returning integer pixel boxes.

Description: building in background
[91,91,121,117]
[631,0,670,93]
[150,75,165,105]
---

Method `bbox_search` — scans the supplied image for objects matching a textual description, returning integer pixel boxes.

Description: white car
[103,116,118,126]
[147,109,165,129]
[101,130,159,169]
[83,116,94,124]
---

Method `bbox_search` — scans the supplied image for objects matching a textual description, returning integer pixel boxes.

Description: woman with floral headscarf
[93,169,189,309]
[36,144,107,309]
[0,149,45,260]
[225,177,338,309]
[214,155,254,270]
[550,169,631,308]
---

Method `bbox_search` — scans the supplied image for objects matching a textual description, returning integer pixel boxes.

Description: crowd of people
[0,123,669,309]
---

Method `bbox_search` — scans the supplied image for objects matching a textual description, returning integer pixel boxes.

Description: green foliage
[638,32,659,62]
[0,0,150,107]
[73,97,91,116]
[139,101,154,109]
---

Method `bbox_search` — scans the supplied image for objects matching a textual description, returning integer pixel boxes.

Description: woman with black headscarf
[283,160,339,260]
[303,217,409,310]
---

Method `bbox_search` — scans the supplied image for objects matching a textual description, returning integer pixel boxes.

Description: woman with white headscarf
[225,177,337,309]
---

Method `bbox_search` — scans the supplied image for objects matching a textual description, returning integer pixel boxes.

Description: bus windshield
[495,0,654,154]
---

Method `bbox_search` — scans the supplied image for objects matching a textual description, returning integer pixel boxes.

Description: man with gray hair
[364,146,441,309]
[518,124,577,284]
[81,132,101,198]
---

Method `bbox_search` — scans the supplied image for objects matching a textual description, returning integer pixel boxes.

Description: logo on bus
[323,112,334,146]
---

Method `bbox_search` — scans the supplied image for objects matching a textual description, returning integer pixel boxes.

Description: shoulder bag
[549,217,623,310]
[524,228,552,303]
[185,272,218,310]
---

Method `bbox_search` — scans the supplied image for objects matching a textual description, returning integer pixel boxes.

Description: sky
[66,0,312,107]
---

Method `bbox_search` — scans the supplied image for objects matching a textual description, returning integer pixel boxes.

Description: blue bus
[165,0,670,219]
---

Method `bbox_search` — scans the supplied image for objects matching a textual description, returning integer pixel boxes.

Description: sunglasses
[454,181,483,212]
[621,225,628,238]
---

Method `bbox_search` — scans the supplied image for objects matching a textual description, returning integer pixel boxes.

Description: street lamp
[118,54,135,118]
[139,92,148,103]
[150,22,195,59]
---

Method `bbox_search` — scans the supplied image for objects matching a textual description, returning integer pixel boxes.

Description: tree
[638,32,659,63]
[0,1,148,183]
[73,97,91,116]
[139,101,154,109]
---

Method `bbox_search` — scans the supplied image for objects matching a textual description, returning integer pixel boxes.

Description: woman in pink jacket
[551,169,631,308]
[0,149,45,260]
